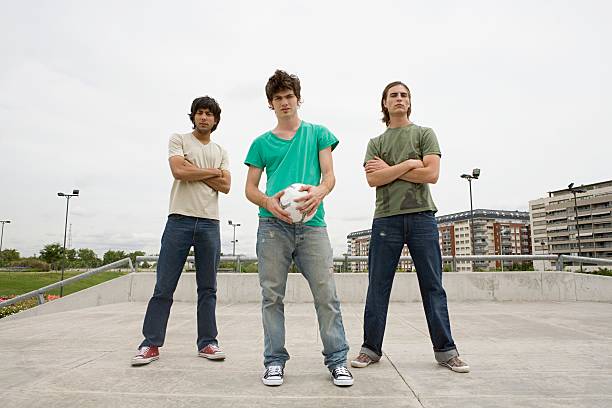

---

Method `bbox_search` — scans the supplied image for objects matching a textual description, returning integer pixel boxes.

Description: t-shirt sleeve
[168,133,184,158]
[421,127,442,157]
[219,146,230,171]
[244,138,264,169]
[317,125,339,151]
[363,139,379,166]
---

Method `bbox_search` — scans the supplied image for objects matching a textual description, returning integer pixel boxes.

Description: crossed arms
[168,156,231,194]
[364,154,440,187]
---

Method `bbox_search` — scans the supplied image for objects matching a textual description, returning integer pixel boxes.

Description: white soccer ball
[279,183,315,223]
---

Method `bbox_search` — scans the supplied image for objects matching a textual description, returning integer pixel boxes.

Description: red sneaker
[198,344,226,360]
[131,346,159,366]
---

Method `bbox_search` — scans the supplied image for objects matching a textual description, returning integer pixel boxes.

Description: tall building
[346,209,531,272]
[437,209,531,271]
[529,180,612,270]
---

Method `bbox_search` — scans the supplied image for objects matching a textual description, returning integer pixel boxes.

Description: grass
[0,270,128,298]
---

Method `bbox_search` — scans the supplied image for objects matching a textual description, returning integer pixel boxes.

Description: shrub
[8,258,50,271]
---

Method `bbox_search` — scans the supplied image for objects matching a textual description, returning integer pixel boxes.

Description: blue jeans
[361,212,459,363]
[256,217,349,370]
[140,214,220,351]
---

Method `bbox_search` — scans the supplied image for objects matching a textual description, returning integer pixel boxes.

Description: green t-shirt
[364,124,441,218]
[244,121,339,226]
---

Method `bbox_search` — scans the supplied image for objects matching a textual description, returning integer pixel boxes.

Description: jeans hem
[434,348,458,363]
[360,346,382,362]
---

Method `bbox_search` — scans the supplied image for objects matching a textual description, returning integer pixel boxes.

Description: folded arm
[397,155,440,184]
[169,156,222,181]
[364,154,440,186]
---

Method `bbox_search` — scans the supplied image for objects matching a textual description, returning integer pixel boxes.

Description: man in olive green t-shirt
[350,81,470,373]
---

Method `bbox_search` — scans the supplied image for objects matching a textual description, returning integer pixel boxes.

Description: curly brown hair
[381,81,411,126]
[265,70,302,103]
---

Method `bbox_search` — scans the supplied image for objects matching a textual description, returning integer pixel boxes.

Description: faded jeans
[256,217,349,370]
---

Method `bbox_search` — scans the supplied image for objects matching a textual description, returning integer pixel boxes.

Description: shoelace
[267,366,283,377]
[139,346,150,356]
[208,345,219,352]
[334,366,351,377]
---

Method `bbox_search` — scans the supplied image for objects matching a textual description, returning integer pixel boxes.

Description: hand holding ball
[279,183,315,224]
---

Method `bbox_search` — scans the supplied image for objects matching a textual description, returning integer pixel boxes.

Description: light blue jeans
[256,217,349,370]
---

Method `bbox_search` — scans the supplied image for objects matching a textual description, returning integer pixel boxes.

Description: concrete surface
[2,300,612,407]
[7,272,612,322]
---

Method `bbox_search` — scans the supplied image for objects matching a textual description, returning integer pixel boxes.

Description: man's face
[383,84,411,117]
[193,108,217,133]
[269,88,299,118]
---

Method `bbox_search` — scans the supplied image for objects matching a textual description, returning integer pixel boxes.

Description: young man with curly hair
[244,70,353,387]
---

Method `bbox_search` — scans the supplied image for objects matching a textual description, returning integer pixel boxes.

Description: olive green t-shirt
[364,124,441,218]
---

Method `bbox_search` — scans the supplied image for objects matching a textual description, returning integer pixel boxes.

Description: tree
[39,243,64,270]
[103,250,127,265]
[77,248,101,268]
[0,248,20,264]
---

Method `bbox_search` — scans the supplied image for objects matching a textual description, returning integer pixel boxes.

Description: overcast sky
[1,1,610,258]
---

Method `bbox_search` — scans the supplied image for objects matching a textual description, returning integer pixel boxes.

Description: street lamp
[57,189,79,297]
[460,168,480,270]
[0,220,11,265]
[568,183,587,272]
[228,220,241,257]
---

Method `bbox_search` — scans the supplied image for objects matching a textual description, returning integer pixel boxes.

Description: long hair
[381,81,411,126]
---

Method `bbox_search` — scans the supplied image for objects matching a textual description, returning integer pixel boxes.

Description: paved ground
[1,301,612,407]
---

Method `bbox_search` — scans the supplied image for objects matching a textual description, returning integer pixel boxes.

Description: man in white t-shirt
[132,96,231,366]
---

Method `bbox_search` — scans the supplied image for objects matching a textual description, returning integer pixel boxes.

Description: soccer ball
[279,183,315,223]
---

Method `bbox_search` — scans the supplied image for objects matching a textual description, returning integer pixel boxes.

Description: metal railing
[3,254,609,311]
[0,258,134,309]
[136,254,612,273]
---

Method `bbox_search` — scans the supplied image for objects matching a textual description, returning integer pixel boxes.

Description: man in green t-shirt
[350,81,470,373]
[244,70,353,387]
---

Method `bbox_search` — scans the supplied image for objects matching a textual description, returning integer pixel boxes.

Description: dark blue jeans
[361,212,458,363]
[140,214,220,351]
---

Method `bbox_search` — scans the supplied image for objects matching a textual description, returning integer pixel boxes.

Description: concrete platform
[2,301,612,407]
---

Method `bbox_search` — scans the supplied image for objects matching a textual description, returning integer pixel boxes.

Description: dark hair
[189,96,221,132]
[381,81,411,126]
[265,70,301,103]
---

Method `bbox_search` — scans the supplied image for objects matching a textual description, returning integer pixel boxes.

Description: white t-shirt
[167,132,230,220]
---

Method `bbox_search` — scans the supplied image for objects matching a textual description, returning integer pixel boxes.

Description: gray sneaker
[439,356,470,373]
[350,353,377,368]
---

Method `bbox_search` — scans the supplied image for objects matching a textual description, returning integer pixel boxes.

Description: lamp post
[568,183,587,272]
[57,190,79,297]
[0,220,11,265]
[460,168,480,270]
[228,220,241,272]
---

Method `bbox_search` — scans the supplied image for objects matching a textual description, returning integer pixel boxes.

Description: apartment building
[437,209,531,271]
[529,180,612,270]
[346,208,531,272]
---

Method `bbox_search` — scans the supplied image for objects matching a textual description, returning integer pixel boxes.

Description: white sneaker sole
[439,362,470,373]
[131,355,159,366]
[198,352,226,360]
[350,359,372,368]
[332,377,354,386]
[262,377,283,386]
